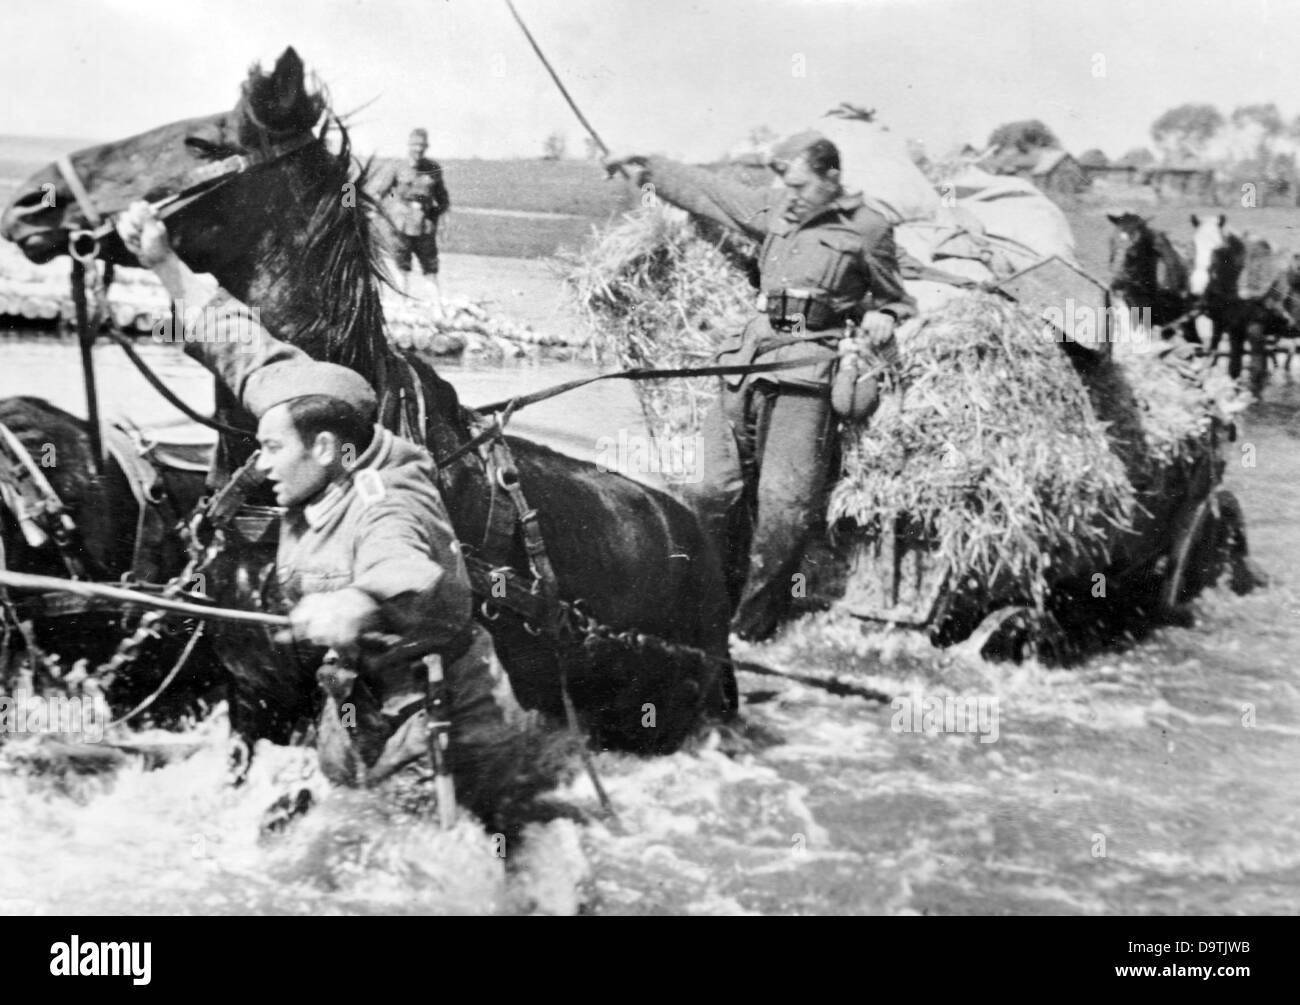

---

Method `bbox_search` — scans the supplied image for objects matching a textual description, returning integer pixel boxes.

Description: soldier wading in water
[116,201,520,816]
[607,131,916,641]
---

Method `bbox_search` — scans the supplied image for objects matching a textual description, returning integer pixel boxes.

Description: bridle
[51,123,323,470]
[57,127,321,263]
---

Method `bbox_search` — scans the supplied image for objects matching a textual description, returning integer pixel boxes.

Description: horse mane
[232,53,466,442]
[292,125,393,373]
[234,55,393,374]
[1150,228,1189,293]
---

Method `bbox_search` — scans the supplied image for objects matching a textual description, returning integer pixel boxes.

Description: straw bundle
[829,293,1136,612]
[565,208,1243,615]
[563,206,752,439]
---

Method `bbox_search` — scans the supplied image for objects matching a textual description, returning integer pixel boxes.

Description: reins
[55,128,324,454]
[436,337,842,468]
[60,131,320,264]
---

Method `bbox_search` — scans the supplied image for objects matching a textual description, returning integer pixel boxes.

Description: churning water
[1,334,1296,914]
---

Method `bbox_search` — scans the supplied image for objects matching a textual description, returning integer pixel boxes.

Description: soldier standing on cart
[606,131,916,642]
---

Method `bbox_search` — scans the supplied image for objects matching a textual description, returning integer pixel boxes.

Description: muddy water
[0,333,1297,915]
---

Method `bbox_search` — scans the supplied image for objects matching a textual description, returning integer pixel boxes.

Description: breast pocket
[816,233,862,293]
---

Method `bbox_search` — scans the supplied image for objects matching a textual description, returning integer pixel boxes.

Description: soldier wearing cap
[606,131,916,641]
[370,127,450,312]
[115,200,512,788]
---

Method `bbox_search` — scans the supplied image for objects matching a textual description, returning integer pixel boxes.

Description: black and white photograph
[0,0,1292,940]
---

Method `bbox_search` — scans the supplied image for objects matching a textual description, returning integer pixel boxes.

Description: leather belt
[761,287,851,331]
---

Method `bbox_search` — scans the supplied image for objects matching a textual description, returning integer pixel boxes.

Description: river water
[0,333,1296,915]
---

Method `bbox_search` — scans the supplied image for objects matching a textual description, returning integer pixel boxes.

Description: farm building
[981,147,1090,197]
[1081,163,1142,189]
[1144,165,1217,203]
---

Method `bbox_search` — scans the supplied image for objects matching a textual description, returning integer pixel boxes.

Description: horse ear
[270,47,306,105]
[1190,214,1199,227]
[1106,213,1122,224]
[1218,213,1227,228]
[241,47,320,140]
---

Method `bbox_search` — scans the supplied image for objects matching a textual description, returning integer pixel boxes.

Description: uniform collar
[770,189,863,234]
[300,424,391,531]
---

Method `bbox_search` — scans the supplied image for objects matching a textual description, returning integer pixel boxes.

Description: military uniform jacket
[182,289,473,651]
[371,156,450,237]
[645,156,917,391]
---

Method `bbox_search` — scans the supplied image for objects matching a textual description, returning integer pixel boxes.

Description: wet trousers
[317,623,513,785]
[680,380,835,641]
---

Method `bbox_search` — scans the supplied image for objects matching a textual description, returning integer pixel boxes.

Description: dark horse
[1189,214,1283,396]
[0,396,218,718]
[1106,211,1196,339]
[1,48,732,758]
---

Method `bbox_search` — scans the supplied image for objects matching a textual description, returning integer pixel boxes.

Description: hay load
[566,204,1248,640]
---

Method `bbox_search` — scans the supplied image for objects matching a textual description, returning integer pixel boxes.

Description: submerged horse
[1106,211,1195,339]
[0,48,733,758]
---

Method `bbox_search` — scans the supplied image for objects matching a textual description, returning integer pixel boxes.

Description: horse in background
[1106,211,1196,340]
[0,397,219,721]
[1189,214,1287,396]
[1258,251,1300,375]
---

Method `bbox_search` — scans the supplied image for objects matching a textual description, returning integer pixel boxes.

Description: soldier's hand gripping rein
[285,587,380,652]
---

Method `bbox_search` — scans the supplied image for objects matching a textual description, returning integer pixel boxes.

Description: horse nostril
[9,186,61,213]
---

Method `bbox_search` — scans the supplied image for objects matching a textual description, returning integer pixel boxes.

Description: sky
[1,0,1298,163]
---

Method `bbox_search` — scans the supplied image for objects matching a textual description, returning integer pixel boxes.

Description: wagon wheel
[1159,488,1258,614]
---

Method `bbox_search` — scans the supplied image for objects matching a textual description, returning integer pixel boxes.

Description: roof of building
[980,145,1078,177]
[1029,149,1072,176]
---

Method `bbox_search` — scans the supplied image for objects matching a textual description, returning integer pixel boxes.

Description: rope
[0,570,289,628]
[108,622,205,727]
[473,351,834,417]
[102,329,255,439]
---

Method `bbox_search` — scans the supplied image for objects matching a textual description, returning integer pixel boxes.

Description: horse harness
[0,417,204,616]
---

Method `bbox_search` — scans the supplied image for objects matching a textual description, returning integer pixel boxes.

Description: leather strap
[56,154,104,228]
[104,423,170,584]
[0,420,87,579]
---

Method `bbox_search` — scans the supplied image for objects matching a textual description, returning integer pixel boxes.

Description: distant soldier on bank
[371,127,450,314]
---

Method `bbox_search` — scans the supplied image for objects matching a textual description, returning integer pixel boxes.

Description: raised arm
[115,201,310,409]
[607,154,777,242]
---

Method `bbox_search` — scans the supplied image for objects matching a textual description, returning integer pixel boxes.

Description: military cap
[244,360,379,421]
[409,128,429,142]
[768,130,827,164]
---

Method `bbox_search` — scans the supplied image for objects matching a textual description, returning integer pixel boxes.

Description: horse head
[2,49,390,367]
[1106,211,1157,291]
[1189,212,1243,298]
